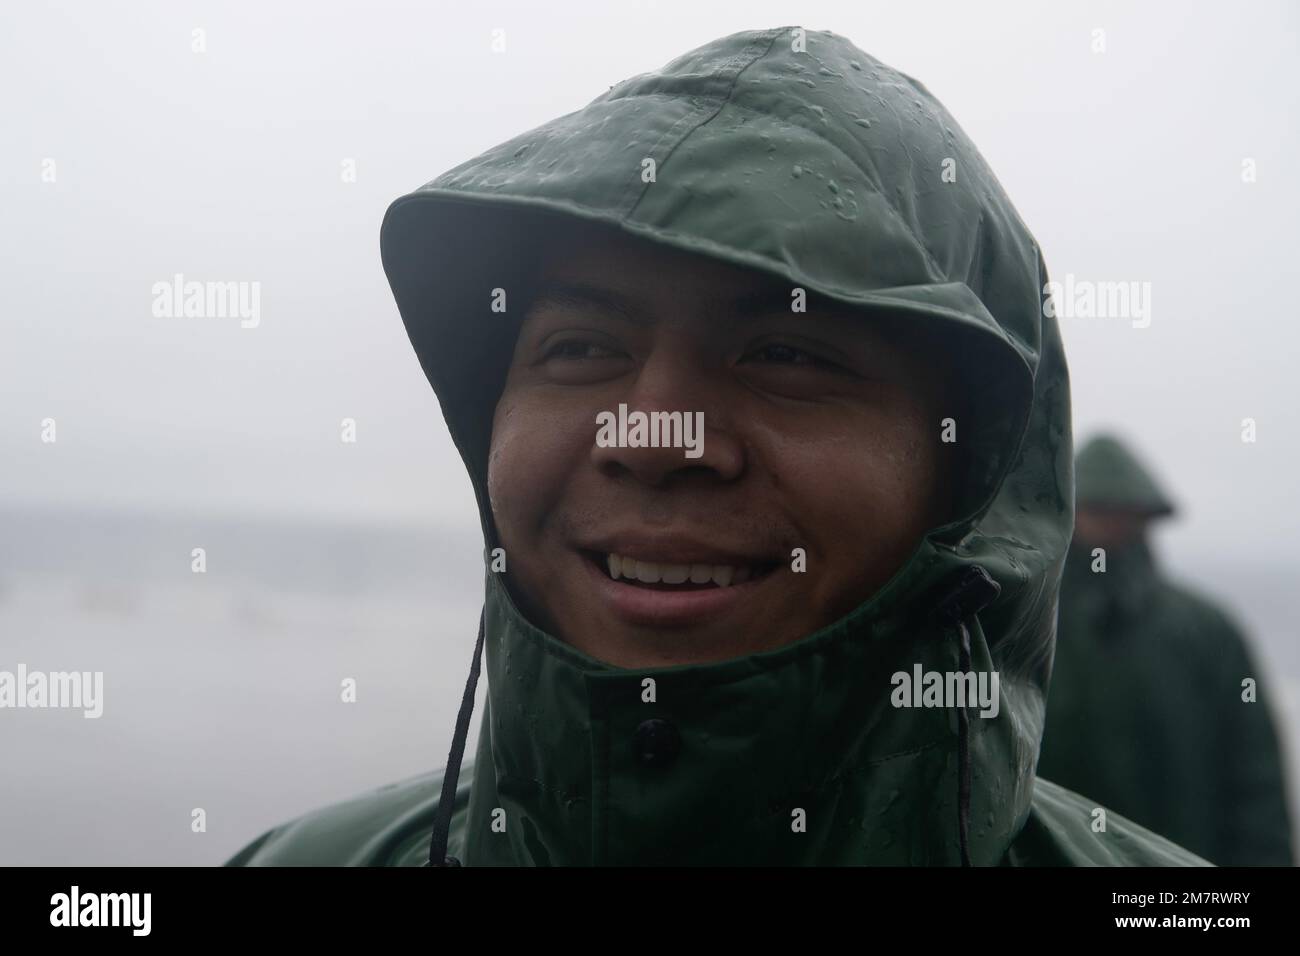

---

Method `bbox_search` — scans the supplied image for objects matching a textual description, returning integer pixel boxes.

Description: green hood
[381,26,1076,866]
[1074,434,1176,517]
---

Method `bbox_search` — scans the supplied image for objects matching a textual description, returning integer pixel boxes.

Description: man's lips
[575,537,783,627]
[576,533,783,569]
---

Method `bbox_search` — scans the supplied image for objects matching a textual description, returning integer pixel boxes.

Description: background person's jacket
[1038,437,1295,865]
[228,26,1206,866]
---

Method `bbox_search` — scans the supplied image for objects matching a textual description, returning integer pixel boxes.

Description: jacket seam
[623,30,782,221]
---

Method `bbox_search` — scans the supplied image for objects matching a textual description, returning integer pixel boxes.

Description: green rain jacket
[1038,436,1295,865]
[228,27,1207,866]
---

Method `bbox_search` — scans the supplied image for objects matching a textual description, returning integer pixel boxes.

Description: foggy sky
[3,0,1298,565]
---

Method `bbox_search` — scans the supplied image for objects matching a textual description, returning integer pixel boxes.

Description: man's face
[1073,506,1151,550]
[487,226,950,668]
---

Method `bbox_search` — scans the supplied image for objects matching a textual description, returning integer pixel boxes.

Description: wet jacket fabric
[1038,443,1295,865]
[228,27,1206,866]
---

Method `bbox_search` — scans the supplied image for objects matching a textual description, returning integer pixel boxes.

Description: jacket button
[633,718,681,768]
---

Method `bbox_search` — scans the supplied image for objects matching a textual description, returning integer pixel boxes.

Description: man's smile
[601,552,768,587]
[576,543,783,629]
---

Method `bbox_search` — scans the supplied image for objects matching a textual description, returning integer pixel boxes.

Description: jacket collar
[460,540,1037,865]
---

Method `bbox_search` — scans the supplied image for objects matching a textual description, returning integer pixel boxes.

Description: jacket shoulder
[1007,778,1212,866]
[1157,578,1248,643]
[224,768,468,866]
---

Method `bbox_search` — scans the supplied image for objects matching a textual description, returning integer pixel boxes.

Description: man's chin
[563,620,796,669]
[547,564,806,667]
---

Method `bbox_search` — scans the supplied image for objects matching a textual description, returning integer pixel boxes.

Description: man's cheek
[489,413,586,535]
[487,424,538,541]
[795,461,907,569]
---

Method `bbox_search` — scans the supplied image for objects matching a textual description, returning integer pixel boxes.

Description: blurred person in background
[1039,433,1295,865]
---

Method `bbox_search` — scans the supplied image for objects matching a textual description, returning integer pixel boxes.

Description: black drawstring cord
[933,565,1000,868]
[425,607,486,867]
[955,616,974,866]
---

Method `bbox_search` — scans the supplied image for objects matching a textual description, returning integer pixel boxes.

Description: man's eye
[543,339,621,361]
[744,342,834,368]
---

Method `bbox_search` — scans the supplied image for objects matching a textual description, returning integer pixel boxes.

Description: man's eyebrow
[525,281,653,326]
[722,284,814,319]
[525,278,820,326]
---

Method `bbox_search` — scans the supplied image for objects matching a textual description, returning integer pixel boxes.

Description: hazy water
[1,506,1296,865]
[0,506,488,865]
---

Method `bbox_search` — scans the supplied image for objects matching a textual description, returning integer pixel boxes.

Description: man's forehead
[529,229,857,324]
[525,276,809,327]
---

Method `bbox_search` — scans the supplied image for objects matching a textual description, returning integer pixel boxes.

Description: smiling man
[489,222,956,668]
[227,27,1206,866]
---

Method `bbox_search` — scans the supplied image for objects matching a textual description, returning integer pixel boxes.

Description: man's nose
[589,358,744,487]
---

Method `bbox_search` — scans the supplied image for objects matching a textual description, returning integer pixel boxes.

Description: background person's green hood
[381,26,1075,865]
[1074,433,1177,517]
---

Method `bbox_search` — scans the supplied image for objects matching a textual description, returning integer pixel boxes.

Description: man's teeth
[605,553,753,587]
